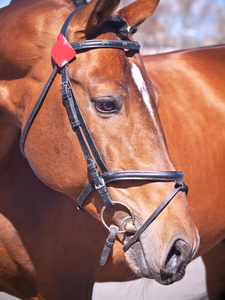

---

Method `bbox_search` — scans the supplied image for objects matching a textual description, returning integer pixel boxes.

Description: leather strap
[20,66,58,155]
[77,170,185,210]
[100,225,119,266]
[60,6,84,38]
[123,181,188,252]
[61,77,113,207]
[70,39,140,52]
[61,77,109,173]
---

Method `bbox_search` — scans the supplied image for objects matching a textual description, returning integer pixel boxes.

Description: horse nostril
[164,239,191,275]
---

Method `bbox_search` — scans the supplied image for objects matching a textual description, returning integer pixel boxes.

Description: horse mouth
[123,240,155,279]
[124,243,189,285]
[158,264,187,285]
[123,232,199,285]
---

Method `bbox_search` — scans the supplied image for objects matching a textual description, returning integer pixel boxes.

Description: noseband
[20,8,188,265]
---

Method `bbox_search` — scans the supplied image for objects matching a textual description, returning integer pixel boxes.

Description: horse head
[1,0,200,285]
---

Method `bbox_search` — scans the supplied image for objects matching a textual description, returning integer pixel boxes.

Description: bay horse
[144,46,225,299]
[0,0,223,300]
[97,45,225,299]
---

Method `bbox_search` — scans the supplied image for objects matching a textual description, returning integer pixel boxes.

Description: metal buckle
[94,176,105,190]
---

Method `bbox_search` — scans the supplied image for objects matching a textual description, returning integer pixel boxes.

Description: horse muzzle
[124,222,200,284]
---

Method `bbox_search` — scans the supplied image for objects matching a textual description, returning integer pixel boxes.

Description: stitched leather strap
[70,39,140,51]
[77,170,185,210]
[61,77,109,173]
[61,76,113,207]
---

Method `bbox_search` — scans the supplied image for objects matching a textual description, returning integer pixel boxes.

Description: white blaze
[131,63,154,117]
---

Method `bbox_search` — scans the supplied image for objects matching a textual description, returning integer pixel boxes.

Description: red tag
[51,34,76,67]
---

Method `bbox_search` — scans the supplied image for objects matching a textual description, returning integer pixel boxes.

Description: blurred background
[120,0,225,54]
[0,0,224,299]
[1,0,224,54]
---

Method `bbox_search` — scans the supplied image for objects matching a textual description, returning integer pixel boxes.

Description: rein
[20,8,188,266]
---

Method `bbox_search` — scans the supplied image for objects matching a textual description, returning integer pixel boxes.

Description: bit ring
[100,201,135,234]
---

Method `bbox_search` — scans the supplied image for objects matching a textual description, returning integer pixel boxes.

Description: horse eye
[95,100,116,113]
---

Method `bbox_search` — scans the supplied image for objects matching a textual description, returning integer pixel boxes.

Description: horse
[96,45,225,299]
[144,46,225,299]
[0,0,222,299]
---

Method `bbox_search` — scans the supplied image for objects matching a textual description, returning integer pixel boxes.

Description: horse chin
[157,267,186,285]
[124,241,188,285]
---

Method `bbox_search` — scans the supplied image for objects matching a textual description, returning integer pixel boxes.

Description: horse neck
[0,111,20,163]
[0,72,24,161]
[0,0,65,163]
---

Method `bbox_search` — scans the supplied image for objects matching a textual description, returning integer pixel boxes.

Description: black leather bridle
[20,8,188,265]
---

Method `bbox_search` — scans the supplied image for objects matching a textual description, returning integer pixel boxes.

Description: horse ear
[117,0,160,27]
[68,0,120,40]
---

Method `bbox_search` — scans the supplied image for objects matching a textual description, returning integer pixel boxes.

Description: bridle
[20,7,188,266]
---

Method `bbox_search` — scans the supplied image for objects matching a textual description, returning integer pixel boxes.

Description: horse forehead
[78,47,126,70]
[69,48,131,87]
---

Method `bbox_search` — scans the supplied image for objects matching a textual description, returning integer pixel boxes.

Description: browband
[70,39,140,52]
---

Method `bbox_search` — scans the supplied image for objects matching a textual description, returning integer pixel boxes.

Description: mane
[104,14,137,40]
[104,14,129,39]
[72,0,88,6]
